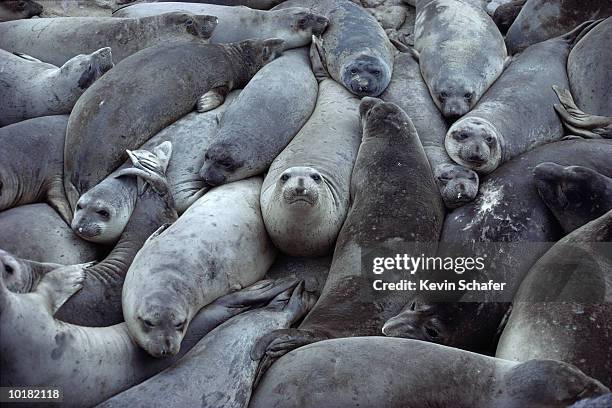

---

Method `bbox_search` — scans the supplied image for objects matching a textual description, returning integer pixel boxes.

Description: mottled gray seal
[250,337,609,408]
[0,249,61,293]
[0,47,113,126]
[123,177,276,358]
[445,22,593,174]
[274,0,394,97]
[382,42,479,208]
[70,92,240,246]
[0,265,299,407]
[55,143,178,327]
[0,115,73,222]
[552,86,612,139]
[98,283,313,408]
[0,0,42,21]
[64,38,284,209]
[381,140,612,353]
[534,162,612,233]
[199,48,317,187]
[413,0,508,120]
[0,204,105,265]
[260,44,361,256]
[251,98,444,383]
[112,3,328,49]
[505,0,612,55]
[496,210,612,388]
[567,17,612,117]
[0,13,218,66]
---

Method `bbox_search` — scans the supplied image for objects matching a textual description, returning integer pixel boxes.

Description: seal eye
[439,92,449,101]
[186,19,194,26]
[97,209,110,218]
[454,132,468,141]
[372,70,381,78]
[311,174,321,182]
[464,92,473,100]
[350,68,358,75]
[297,18,308,28]
[280,174,290,182]
[174,320,186,330]
[76,203,83,211]
[437,174,451,181]
[484,135,495,145]
[409,300,417,311]
[219,159,233,169]
[4,264,13,275]
[141,318,155,328]
[18,1,27,10]
[424,325,440,339]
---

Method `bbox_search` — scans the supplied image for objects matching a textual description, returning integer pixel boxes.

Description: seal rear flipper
[212,277,300,309]
[390,38,420,61]
[250,328,328,389]
[309,35,330,82]
[47,176,74,224]
[553,85,612,139]
[197,85,229,113]
[34,262,93,315]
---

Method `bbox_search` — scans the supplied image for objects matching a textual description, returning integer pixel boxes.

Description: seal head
[340,54,391,97]
[0,0,42,21]
[281,8,329,49]
[434,163,480,208]
[0,249,60,293]
[277,166,322,208]
[66,47,114,92]
[430,76,480,121]
[445,117,503,174]
[534,162,612,233]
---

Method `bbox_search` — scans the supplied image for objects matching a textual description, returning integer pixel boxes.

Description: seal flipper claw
[197,86,228,113]
[35,262,92,314]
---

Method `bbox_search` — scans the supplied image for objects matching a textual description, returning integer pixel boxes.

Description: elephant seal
[122,177,276,358]
[251,98,444,383]
[98,283,313,408]
[382,42,479,208]
[445,22,593,174]
[55,143,179,327]
[493,0,526,34]
[71,92,240,246]
[0,249,61,293]
[265,254,332,296]
[64,38,284,208]
[0,204,105,265]
[567,17,612,117]
[0,266,299,408]
[116,0,288,10]
[274,0,394,97]
[534,162,612,233]
[250,337,609,408]
[505,0,612,55]
[496,210,612,388]
[412,0,508,120]
[0,47,113,126]
[0,115,72,222]
[552,86,612,139]
[113,3,329,49]
[570,394,612,408]
[0,13,218,66]
[260,45,361,256]
[199,48,317,187]
[0,0,42,21]
[381,140,612,353]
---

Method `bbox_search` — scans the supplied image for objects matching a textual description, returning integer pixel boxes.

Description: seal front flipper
[34,262,92,314]
[197,85,229,113]
[389,38,420,61]
[47,175,74,224]
[553,85,612,139]
[309,35,330,82]
[213,277,299,310]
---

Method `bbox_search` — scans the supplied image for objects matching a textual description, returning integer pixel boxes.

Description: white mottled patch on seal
[462,180,503,231]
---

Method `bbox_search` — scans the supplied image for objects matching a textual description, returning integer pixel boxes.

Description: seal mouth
[286,196,315,206]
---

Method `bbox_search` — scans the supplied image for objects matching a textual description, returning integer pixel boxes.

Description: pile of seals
[1,0,611,407]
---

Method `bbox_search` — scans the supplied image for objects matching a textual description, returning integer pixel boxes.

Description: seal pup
[250,337,609,408]
[412,0,508,120]
[505,0,612,55]
[567,17,612,118]
[381,140,612,353]
[496,210,612,388]
[0,266,299,407]
[64,37,284,208]
[0,13,218,66]
[71,92,240,246]
[552,86,612,139]
[0,115,73,222]
[0,249,61,293]
[98,283,314,408]
[122,177,276,358]
[260,44,362,256]
[0,204,105,265]
[0,0,42,21]
[382,41,479,208]
[534,162,612,233]
[445,22,594,174]
[56,143,178,327]
[199,48,317,187]
[274,0,394,97]
[0,47,113,126]
[112,3,328,49]
[251,98,444,383]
